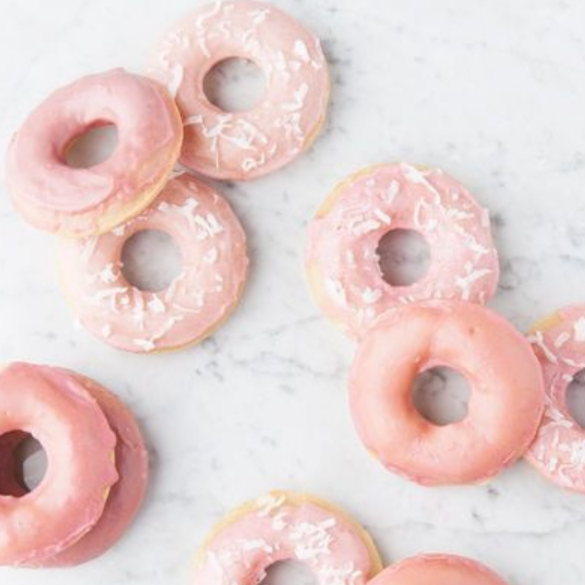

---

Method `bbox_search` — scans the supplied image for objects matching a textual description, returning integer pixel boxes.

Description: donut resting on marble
[0,363,147,567]
[307,163,499,338]
[525,305,585,492]
[5,68,183,237]
[192,491,382,585]
[58,173,248,353]
[349,300,545,486]
[149,1,329,180]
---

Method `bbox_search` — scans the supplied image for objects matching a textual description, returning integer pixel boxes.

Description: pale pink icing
[368,554,509,585]
[37,372,148,567]
[306,163,499,338]
[0,363,118,566]
[524,305,585,492]
[58,173,248,353]
[6,68,182,236]
[148,1,329,180]
[349,300,545,486]
[193,492,375,585]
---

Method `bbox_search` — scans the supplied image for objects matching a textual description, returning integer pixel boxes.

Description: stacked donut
[6,0,330,354]
[0,362,147,567]
[306,161,585,496]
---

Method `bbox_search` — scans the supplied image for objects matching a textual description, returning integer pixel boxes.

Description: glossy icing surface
[148,1,329,180]
[0,363,118,566]
[349,300,545,485]
[6,68,182,236]
[368,554,509,585]
[58,173,248,353]
[306,163,499,338]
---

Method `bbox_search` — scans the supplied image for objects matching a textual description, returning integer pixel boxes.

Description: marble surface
[1,0,585,583]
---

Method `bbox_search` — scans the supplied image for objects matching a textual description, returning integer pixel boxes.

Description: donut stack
[5,0,330,354]
[0,362,147,567]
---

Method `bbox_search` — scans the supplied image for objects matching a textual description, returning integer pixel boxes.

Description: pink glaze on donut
[524,305,585,492]
[0,363,118,566]
[148,1,329,180]
[368,554,509,585]
[38,372,148,567]
[349,300,545,486]
[6,68,182,237]
[58,173,248,353]
[193,492,378,585]
[306,164,499,338]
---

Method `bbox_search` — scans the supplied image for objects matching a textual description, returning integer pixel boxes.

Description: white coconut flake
[133,338,156,352]
[167,64,184,98]
[250,7,270,25]
[373,208,392,225]
[101,324,112,338]
[257,493,286,516]
[325,278,347,307]
[148,295,166,314]
[573,317,585,342]
[555,331,571,348]
[283,83,309,112]
[362,287,382,304]
[385,180,400,203]
[527,331,559,364]
[293,39,310,62]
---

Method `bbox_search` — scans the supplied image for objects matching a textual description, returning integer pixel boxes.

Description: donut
[58,173,248,353]
[5,68,183,237]
[306,163,499,338]
[148,1,329,180]
[524,305,585,492]
[36,372,148,567]
[368,554,509,585]
[0,363,118,566]
[349,300,545,486]
[192,491,382,585]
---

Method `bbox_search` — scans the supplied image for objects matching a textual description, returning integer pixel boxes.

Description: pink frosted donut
[5,68,183,237]
[0,363,118,566]
[37,372,148,567]
[58,173,248,353]
[148,1,329,180]
[349,300,545,486]
[368,554,509,585]
[192,491,382,585]
[524,305,585,492]
[306,163,499,338]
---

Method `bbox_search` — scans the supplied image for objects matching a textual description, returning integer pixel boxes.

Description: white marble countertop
[2,0,585,583]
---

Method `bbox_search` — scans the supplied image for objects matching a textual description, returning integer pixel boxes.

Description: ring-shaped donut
[0,363,118,566]
[349,300,545,486]
[368,554,509,585]
[38,372,148,567]
[148,1,329,180]
[192,491,382,585]
[306,163,500,338]
[6,68,183,237]
[525,305,585,492]
[58,173,248,353]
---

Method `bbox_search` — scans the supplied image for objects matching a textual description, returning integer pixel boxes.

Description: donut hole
[0,432,48,496]
[260,560,318,585]
[203,57,266,112]
[121,229,183,292]
[412,366,471,426]
[566,369,585,429]
[65,123,119,168]
[376,229,431,287]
